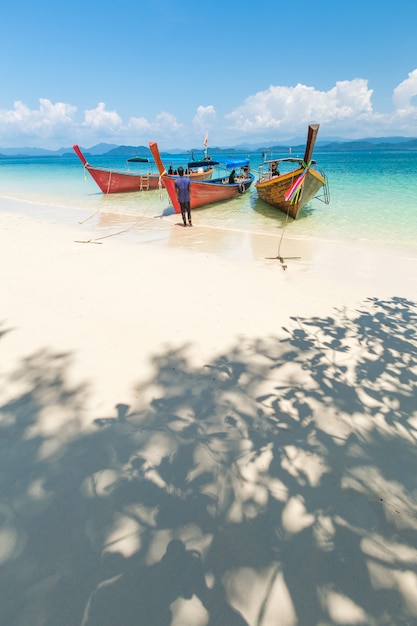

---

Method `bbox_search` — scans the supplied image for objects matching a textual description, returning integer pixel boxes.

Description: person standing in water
[174,166,192,227]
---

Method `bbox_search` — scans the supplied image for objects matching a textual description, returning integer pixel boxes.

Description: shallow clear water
[1,150,417,253]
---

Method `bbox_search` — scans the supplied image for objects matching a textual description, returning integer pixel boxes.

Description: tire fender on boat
[238,183,245,193]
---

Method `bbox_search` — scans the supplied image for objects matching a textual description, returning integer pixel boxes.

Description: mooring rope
[74,187,172,244]
[77,210,99,224]
[75,221,140,244]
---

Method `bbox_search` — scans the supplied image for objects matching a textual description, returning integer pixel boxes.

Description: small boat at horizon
[149,141,254,211]
[126,156,150,163]
[73,145,215,194]
[255,124,330,219]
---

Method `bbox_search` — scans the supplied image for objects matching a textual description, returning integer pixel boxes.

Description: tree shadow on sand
[1,296,417,625]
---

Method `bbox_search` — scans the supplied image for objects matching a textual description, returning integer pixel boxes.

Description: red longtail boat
[73,145,215,194]
[149,141,254,212]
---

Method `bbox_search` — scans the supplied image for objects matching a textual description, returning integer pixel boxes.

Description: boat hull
[184,176,254,210]
[73,144,214,194]
[149,141,253,212]
[255,167,325,219]
[84,165,214,194]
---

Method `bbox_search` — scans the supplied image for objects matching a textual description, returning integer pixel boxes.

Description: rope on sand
[75,239,103,244]
[75,189,171,245]
[77,210,99,224]
[266,204,300,271]
[74,221,139,244]
[93,222,139,241]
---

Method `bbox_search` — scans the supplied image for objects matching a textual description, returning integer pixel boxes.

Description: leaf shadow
[1,297,417,625]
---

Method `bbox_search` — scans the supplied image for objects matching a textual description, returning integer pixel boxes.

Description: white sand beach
[1,197,417,625]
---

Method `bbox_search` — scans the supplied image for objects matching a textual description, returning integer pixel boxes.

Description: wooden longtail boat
[255,124,329,219]
[149,141,254,212]
[73,145,215,194]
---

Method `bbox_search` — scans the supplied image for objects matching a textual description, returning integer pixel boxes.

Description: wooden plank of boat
[73,145,214,194]
[303,123,319,165]
[254,124,325,219]
[149,141,254,212]
[149,141,181,212]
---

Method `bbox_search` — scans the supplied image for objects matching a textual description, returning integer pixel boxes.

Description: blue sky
[1,0,417,149]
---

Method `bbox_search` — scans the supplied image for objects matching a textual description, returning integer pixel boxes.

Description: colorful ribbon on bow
[284,161,311,204]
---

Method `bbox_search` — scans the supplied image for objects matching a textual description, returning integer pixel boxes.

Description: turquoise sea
[1,149,416,254]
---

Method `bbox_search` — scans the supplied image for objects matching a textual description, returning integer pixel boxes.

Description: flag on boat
[203,133,208,147]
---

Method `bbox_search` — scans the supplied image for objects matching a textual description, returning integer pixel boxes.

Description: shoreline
[3,191,417,258]
[2,195,416,417]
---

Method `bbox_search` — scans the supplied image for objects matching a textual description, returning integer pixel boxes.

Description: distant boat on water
[73,145,215,194]
[126,156,150,163]
[149,141,254,211]
[255,124,330,219]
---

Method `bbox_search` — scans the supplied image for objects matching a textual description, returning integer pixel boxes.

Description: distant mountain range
[2,137,417,158]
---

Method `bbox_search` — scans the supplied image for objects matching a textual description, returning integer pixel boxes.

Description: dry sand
[1,198,417,625]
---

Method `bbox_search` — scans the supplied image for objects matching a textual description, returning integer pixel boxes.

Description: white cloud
[192,105,216,133]
[125,112,184,149]
[0,99,185,147]
[83,102,123,131]
[129,111,183,135]
[3,70,417,148]
[127,115,151,133]
[393,69,417,110]
[225,79,375,137]
[0,98,77,140]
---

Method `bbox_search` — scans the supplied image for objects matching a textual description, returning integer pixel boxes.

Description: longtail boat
[149,141,254,211]
[73,145,215,194]
[255,124,330,219]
